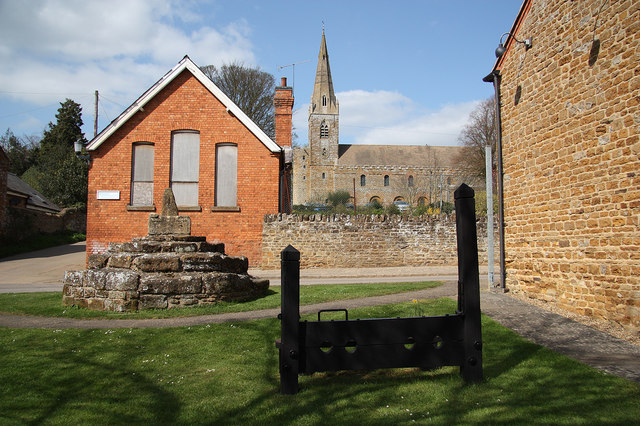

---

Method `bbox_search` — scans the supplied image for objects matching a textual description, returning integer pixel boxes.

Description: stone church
[292,31,478,208]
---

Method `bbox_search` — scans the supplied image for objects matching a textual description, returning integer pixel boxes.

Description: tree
[327,190,351,207]
[201,62,275,138]
[0,129,39,176]
[456,97,496,180]
[35,99,89,207]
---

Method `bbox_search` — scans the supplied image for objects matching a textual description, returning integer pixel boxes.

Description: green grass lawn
[0,281,441,319]
[1,299,638,424]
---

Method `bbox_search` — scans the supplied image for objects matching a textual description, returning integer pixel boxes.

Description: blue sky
[0,0,523,147]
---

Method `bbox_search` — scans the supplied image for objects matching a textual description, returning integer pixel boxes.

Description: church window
[384,175,389,187]
[322,173,326,180]
[322,95,327,107]
[418,197,426,207]
[131,142,154,206]
[360,174,366,186]
[408,175,414,187]
[215,143,238,207]
[170,130,200,207]
[322,148,326,156]
[320,122,329,138]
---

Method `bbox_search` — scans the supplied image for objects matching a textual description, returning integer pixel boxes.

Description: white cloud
[294,89,479,147]
[0,0,255,109]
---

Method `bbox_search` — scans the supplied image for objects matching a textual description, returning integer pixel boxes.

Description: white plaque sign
[96,190,120,200]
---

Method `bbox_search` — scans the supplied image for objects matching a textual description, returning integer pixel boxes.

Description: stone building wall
[497,0,640,330]
[261,213,497,270]
[333,164,468,207]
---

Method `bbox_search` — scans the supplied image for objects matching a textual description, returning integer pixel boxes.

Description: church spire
[310,29,338,115]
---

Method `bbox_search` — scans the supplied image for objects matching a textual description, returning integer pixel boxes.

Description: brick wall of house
[498,0,640,330]
[87,70,281,266]
[261,213,498,270]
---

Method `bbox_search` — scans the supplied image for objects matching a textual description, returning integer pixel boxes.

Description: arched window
[369,196,382,204]
[384,175,389,186]
[360,174,366,186]
[320,122,329,138]
[408,175,414,187]
[322,172,326,180]
[418,197,426,207]
[322,95,327,107]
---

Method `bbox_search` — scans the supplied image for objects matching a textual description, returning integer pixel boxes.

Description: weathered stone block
[64,270,85,287]
[62,295,78,307]
[108,242,136,253]
[175,274,202,294]
[88,254,109,269]
[221,255,249,274]
[104,269,140,291]
[198,242,225,254]
[86,270,108,290]
[148,214,191,235]
[139,274,180,294]
[104,298,138,312]
[132,254,181,272]
[166,242,198,253]
[181,253,224,272]
[139,294,168,310]
[87,298,106,311]
[181,296,197,305]
[107,253,140,269]
[201,272,226,294]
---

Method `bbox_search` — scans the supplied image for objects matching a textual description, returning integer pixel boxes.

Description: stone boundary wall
[2,206,86,243]
[261,213,497,270]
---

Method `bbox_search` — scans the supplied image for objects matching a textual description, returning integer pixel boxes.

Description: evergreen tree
[36,99,88,207]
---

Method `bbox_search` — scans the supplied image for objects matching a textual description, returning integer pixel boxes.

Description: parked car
[393,200,410,212]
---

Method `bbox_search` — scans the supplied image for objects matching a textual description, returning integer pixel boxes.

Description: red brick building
[86,56,293,266]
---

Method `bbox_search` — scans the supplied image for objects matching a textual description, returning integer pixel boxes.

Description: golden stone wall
[498,0,640,330]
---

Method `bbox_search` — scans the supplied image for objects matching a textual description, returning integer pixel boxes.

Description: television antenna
[278,60,311,93]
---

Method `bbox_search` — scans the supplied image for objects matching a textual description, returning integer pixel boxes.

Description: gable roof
[7,173,61,213]
[87,56,281,153]
[337,145,468,169]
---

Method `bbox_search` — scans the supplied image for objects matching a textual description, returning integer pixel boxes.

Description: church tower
[307,29,339,201]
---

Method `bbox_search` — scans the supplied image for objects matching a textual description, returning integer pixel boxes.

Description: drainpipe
[483,70,506,290]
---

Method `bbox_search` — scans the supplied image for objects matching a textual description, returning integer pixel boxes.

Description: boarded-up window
[171,131,200,207]
[216,143,237,207]
[131,143,154,205]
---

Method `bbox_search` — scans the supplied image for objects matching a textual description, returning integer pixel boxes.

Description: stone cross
[148,188,191,235]
[161,187,179,216]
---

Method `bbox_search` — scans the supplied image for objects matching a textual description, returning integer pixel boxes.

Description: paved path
[0,242,86,293]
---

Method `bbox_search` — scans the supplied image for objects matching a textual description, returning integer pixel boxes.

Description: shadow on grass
[1,330,180,425]
[205,310,639,424]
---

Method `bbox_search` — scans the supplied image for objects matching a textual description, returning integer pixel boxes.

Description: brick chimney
[273,77,294,147]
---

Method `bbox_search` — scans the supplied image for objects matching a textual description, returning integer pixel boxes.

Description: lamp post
[74,139,91,163]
